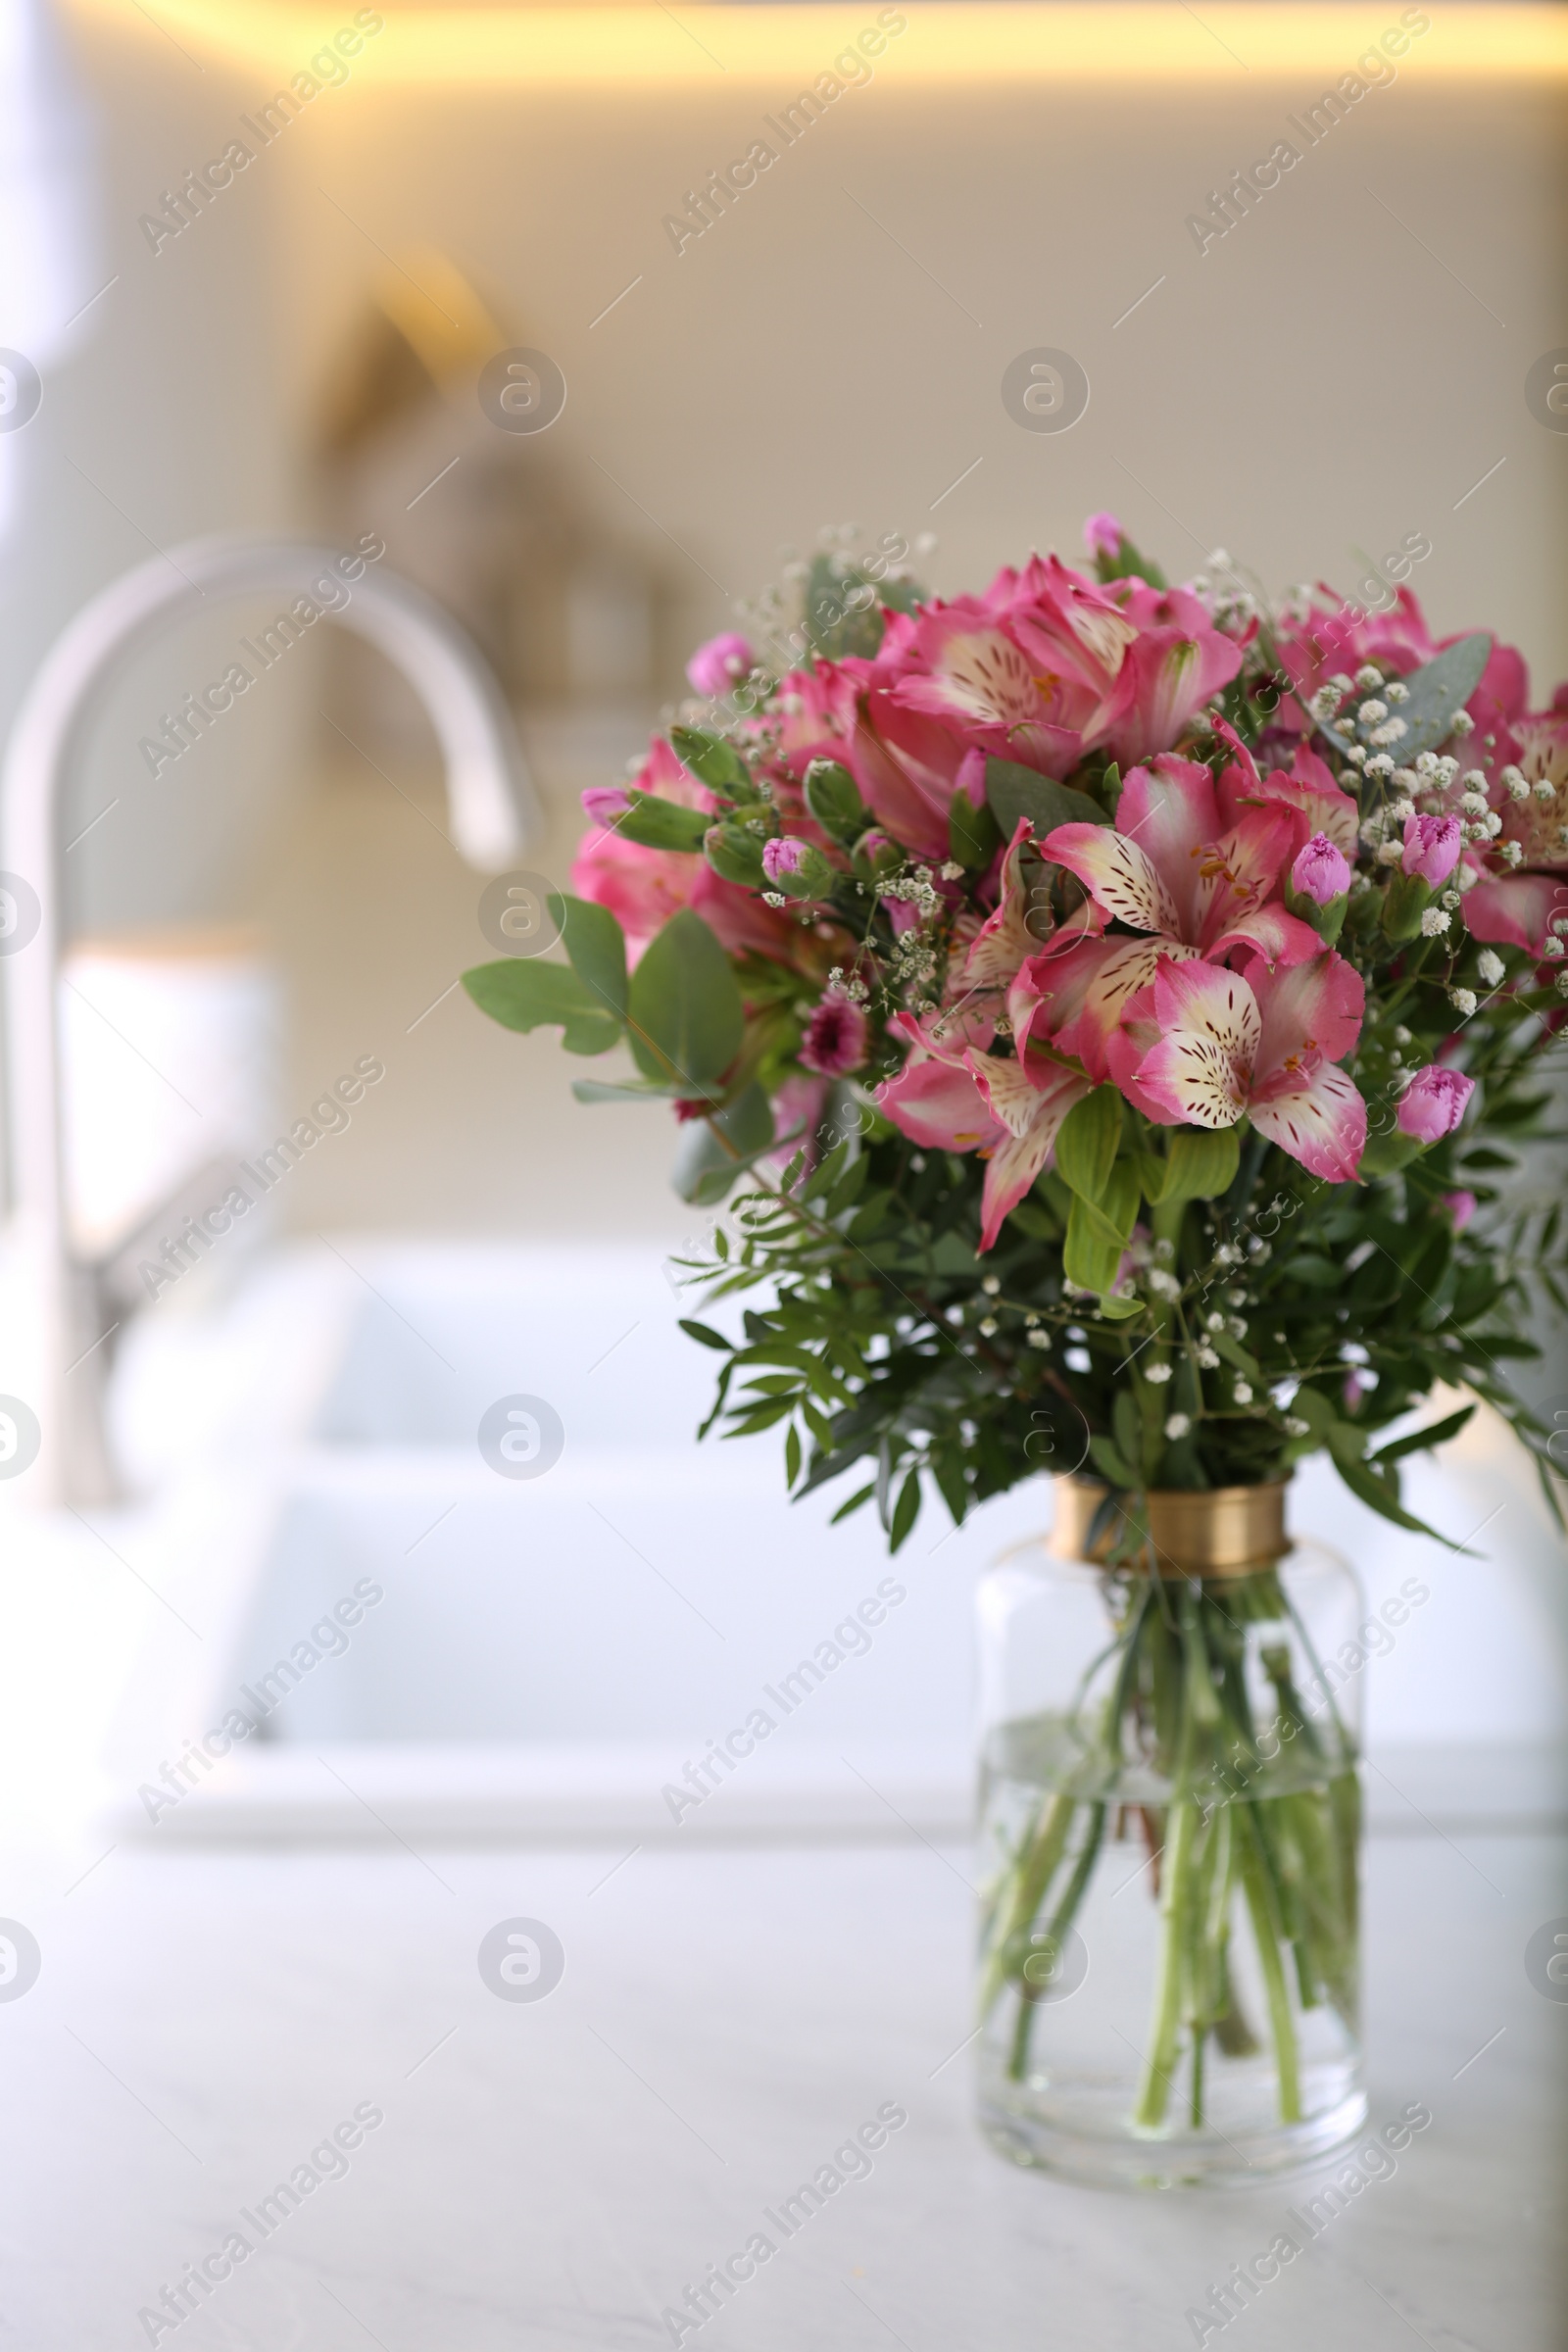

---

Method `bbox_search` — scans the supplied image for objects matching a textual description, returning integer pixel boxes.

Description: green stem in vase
[1234,1801,1302,2123]
[1134,1792,1200,2128]
[1006,1800,1106,2082]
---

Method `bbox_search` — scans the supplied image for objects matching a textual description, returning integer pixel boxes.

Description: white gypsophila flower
[1284,1415,1310,1437]
[1477,949,1505,985]
[1421,907,1451,937]
[1500,764,1527,797]
[1357,699,1389,725]
[1354,663,1383,689]
[1148,1269,1181,1298]
[1391,767,1418,792]
[1436,756,1460,784]
[978,1316,999,1336]
[1414,751,1440,776]
[1485,810,1502,836]
[1498,840,1524,866]
[1460,792,1489,817]
[1308,686,1342,719]
[1376,841,1403,866]
[1233,1379,1253,1405]
[1164,1413,1192,1441]
[939,859,965,880]
[1555,916,1568,936]
[1451,710,1476,735]
[1558,970,1568,997]
[1386,680,1410,703]
[1392,799,1417,826]
[981,1274,1001,1296]
[762,890,787,906]
[1456,860,1480,889]
[1370,721,1406,748]
[1205,1310,1225,1332]
[1394,1024,1412,1044]
[1144,1362,1173,1385]
[1536,779,1558,804]
[1547,939,1567,959]
[1447,986,1478,1016]
[1198,1347,1220,1370]
[1345,744,1368,765]
[1462,769,1488,791]
[1364,754,1396,779]
[1027,1327,1051,1349]
[1213,1243,1241,1266]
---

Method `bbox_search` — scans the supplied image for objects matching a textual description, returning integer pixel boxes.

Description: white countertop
[5,1822,1562,2350]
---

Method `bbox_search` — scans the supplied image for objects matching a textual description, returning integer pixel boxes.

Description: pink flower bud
[799,995,869,1078]
[581,786,631,825]
[955,746,988,808]
[1401,812,1462,889]
[1396,1064,1475,1142]
[1084,512,1123,560]
[685,632,754,700]
[1441,1189,1477,1231]
[1291,830,1351,906]
[760,836,808,883]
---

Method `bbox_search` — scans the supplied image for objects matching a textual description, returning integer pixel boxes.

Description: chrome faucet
[1,535,540,1504]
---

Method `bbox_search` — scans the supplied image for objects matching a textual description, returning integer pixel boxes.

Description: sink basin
[104,1241,1054,1842]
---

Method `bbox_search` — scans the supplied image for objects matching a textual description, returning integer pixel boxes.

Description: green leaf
[571,1077,683,1103]
[1065,1192,1125,1294]
[671,1081,776,1204]
[1157,1125,1241,1203]
[889,1468,922,1552]
[1322,632,1491,761]
[548,893,628,1022]
[1357,1128,1423,1178]
[949,789,1002,871]
[1054,1086,1125,1202]
[784,1421,802,1487]
[670,724,750,793]
[1094,532,1167,590]
[628,908,745,1088]
[985,759,1110,844]
[1088,1434,1138,1488]
[678,1319,732,1351]
[805,554,885,661]
[609,791,713,855]
[1370,1403,1476,1465]
[1097,1291,1145,1320]
[829,1479,877,1525]
[1330,1447,1473,1546]
[463,959,622,1055]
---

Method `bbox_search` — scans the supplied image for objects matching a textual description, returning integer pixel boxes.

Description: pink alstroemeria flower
[1402,813,1462,889]
[1396,1064,1475,1142]
[875,1007,1005,1154]
[1134,952,1367,1182]
[963,1050,1094,1250]
[1043,752,1325,969]
[1465,711,1568,958]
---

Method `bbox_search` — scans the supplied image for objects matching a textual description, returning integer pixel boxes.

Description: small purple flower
[799,996,869,1078]
[581,786,631,825]
[1084,512,1123,560]
[685,632,754,700]
[1401,812,1462,889]
[760,836,808,884]
[1291,830,1351,906]
[1396,1064,1476,1142]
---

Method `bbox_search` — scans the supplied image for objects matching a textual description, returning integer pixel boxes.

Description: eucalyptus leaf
[548,893,628,1022]
[1320,632,1491,760]
[628,908,745,1089]
[463,959,623,1055]
[985,758,1110,844]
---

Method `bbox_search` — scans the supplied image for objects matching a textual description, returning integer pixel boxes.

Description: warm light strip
[68,2,1568,87]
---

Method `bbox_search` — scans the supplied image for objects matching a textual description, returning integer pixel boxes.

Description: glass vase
[976,1476,1366,2189]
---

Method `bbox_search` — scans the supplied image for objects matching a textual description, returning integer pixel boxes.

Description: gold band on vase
[1048,1473,1290,1579]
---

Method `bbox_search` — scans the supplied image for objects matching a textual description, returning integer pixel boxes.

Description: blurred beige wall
[22,5,1568,1240]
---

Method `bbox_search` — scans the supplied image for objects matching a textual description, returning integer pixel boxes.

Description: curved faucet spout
[0,534,541,1503]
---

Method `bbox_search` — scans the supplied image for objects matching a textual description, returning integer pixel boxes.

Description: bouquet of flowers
[466,514,1566,1537]
[464,516,1566,2165]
